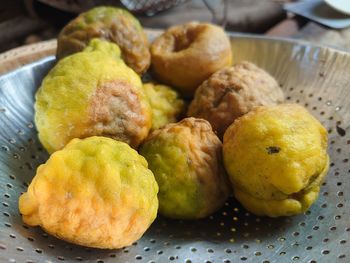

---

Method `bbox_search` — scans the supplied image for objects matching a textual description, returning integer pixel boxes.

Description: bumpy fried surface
[223,104,329,217]
[19,137,158,249]
[57,6,150,74]
[140,118,230,219]
[35,39,151,153]
[143,82,184,130]
[188,61,284,138]
[151,22,232,97]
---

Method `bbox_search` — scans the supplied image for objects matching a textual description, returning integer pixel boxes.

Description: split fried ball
[57,6,150,75]
[188,61,284,138]
[19,136,159,249]
[140,118,230,219]
[143,82,185,130]
[35,39,151,153]
[151,22,232,97]
[223,104,329,217]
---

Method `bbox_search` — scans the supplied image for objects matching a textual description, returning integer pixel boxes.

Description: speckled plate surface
[0,35,350,263]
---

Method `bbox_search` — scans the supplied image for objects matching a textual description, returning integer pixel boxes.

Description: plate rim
[1,31,350,80]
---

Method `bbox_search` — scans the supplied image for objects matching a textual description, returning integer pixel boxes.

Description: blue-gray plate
[0,35,350,263]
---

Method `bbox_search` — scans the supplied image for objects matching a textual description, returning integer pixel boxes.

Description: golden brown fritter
[151,22,232,97]
[188,61,284,138]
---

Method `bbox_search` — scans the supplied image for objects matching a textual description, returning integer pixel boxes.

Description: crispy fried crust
[223,104,329,217]
[141,117,231,219]
[151,22,232,97]
[19,137,158,249]
[57,7,150,74]
[188,61,284,138]
[89,80,151,148]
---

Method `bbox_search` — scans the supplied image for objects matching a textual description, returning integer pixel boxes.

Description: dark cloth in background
[0,0,285,52]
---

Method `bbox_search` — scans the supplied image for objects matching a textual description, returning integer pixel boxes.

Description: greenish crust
[140,118,230,219]
[57,6,150,74]
[81,7,140,28]
[141,131,202,218]
[83,38,121,60]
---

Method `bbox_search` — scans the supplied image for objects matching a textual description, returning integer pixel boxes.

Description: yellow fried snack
[57,6,150,75]
[35,39,151,153]
[140,118,230,219]
[83,38,121,59]
[223,104,329,217]
[19,136,158,249]
[143,82,184,130]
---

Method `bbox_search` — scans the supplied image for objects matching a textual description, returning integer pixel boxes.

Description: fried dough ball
[188,61,284,138]
[83,37,121,59]
[140,118,230,219]
[19,136,159,249]
[151,22,232,97]
[57,6,150,75]
[35,39,151,153]
[223,104,329,217]
[143,82,185,130]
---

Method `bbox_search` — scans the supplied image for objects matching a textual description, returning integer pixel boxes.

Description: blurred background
[1,0,350,53]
